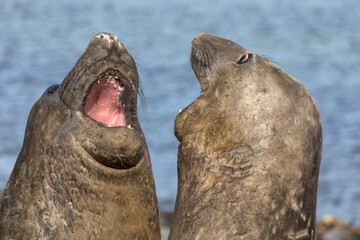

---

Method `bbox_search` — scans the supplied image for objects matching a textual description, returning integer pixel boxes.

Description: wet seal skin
[169,33,322,240]
[0,32,160,240]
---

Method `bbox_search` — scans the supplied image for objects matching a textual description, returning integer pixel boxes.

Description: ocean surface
[0,0,359,225]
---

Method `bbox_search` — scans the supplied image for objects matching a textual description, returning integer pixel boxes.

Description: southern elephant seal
[0,32,160,240]
[169,33,322,240]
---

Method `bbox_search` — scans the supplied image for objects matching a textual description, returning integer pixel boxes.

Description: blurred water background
[0,0,359,225]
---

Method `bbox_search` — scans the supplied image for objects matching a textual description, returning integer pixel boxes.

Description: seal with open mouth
[169,33,322,240]
[0,32,160,239]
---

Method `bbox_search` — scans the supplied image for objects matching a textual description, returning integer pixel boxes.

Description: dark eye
[237,53,252,64]
[47,84,60,94]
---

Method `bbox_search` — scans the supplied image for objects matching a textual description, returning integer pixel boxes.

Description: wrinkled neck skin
[0,33,160,240]
[170,34,322,240]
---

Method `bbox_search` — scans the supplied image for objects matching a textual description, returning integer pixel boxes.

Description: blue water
[1,0,360,225]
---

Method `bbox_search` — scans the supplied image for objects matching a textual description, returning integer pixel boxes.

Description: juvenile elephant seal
[0,33,160,239]
[169,33,322,240]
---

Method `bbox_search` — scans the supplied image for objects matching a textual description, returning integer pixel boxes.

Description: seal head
[0,33,160,239]
[170,33,322,240]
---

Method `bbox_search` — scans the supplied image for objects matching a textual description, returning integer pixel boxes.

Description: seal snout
[191,33,217,65]
[191,33,223,46]
[191,33,208,44]
[91,32,125,52]
[95,32,118,42]
[191,33,211,53]
[190,33,218,92]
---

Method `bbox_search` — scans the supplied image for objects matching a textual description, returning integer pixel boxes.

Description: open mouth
[84,71,126,127]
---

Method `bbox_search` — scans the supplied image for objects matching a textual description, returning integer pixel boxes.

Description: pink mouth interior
[84,75,126,127]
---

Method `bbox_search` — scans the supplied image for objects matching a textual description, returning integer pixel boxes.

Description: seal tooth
[98,122,107,127]
[127,124,132,129]
[114,76,118,79]
[108,122,112,127]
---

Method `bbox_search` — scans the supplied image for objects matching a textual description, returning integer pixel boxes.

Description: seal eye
[237,53,252,64]
[47,84,60,94]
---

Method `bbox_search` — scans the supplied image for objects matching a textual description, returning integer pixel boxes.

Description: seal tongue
[84,76,126,127]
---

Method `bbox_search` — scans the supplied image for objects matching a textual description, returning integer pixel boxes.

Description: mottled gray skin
[169,33,322,240]
[0,33,160,240]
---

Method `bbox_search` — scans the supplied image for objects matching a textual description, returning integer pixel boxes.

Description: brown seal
[169,33,322,240]
[0,32,160,239]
